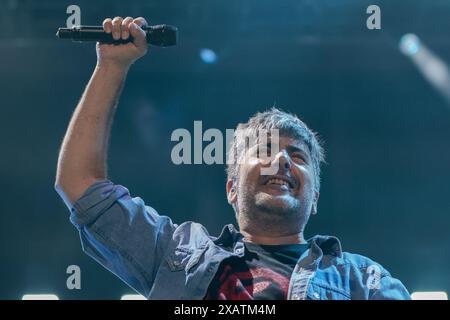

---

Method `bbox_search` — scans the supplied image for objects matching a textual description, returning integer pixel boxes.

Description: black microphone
[56,24,178,47]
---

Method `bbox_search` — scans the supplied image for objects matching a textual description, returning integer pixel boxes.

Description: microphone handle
[56,25,178,47]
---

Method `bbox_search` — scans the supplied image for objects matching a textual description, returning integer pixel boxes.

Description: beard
[237,186,311,236]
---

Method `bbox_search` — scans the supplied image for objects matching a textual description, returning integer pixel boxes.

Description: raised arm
[55,16,149,206]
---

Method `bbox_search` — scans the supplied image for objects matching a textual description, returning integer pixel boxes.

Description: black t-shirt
[204,241,309,300]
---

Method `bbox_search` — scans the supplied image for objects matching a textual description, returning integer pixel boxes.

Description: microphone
[56,24,178,47]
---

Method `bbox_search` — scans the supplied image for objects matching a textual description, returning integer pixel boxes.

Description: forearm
[55,16,148,206]
[56,62,129,205]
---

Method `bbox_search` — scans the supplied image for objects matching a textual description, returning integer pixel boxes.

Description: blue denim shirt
[65,180,411,300]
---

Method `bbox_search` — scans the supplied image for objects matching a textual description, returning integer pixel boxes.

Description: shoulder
[171,221,213,244]
[341,251,391,277]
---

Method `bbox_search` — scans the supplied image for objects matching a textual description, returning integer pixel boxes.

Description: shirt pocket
[165,246,206,273]
[308,281,351,300]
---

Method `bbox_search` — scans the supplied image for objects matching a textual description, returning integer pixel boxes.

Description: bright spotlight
[120,294,146,300]
[199,48,217,64]
[22,294,59,300]
[399,33,421,56]
[399,33,450,103]
[411,291,448,300]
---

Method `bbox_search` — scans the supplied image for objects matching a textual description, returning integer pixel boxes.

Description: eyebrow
[286,145,310,161]
[261,141,310,161]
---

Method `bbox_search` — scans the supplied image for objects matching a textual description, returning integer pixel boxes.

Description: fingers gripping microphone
[56,25,178,47]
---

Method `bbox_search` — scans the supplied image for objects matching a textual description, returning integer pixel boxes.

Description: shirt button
[292,294,300,300]
[236,248,243,254]
[313,292,320,299]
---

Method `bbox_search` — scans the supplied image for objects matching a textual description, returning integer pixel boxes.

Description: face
[227,135,319,236]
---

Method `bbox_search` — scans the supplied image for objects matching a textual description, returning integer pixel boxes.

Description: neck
[240,230,307,245]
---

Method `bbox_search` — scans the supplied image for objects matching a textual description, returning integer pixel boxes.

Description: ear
[311,191,319,215]
[226,179,238,206]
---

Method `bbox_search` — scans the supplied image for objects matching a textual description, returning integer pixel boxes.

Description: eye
[291,152,306,163]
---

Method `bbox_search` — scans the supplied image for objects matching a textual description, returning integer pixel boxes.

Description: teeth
[267,178,289,187]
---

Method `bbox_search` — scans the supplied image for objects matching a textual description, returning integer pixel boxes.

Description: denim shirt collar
[212,224,343,260]
[307,235,343,258]
[212,224,245,256]
[293,235,343,269]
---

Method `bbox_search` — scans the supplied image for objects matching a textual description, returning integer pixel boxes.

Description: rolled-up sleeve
[68,180,176,298]
[369,270,411,300]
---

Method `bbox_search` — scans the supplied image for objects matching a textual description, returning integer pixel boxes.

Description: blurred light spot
[22,294,59,300]
[120,294,146,300]
[411,291,448,300]
[199,48,217,64]
[399,33,421,56]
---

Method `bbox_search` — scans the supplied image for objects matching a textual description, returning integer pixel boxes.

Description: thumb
[130,22,147,49]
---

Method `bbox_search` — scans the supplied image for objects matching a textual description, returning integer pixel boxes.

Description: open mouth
[262,175,297,191]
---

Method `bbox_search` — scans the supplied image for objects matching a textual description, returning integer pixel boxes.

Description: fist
[96,16,149,68]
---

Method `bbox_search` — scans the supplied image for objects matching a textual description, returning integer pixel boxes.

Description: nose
[274,150,291,171]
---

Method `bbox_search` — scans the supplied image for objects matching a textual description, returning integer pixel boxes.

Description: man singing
[55,16,410,300]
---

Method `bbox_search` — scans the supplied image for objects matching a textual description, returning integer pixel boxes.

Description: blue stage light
[399,33,421,56]
[200,48,217,64]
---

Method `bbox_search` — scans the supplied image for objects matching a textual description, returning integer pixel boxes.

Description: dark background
[0,0,449,299]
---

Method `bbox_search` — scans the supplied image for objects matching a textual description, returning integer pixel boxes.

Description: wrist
[96,60,131,74]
